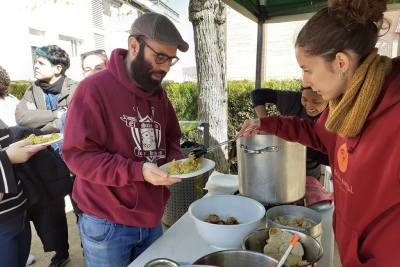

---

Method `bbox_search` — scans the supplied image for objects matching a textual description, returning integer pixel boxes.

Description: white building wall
[2,1,399,84]
[226,7,258,81]
[264,20,306,80]
[0,0,185,83]
[226,7,400,82]
[0,0,93,82]
[225,6,304,82]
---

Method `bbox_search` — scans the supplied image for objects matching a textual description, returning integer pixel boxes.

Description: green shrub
[227,79,303,137]
[164,82,198,121]
[164,79,302,172]
[9,81,30,100]
[164,82,199,142]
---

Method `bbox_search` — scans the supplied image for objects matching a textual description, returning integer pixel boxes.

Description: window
[92,0,104,29]
[94,34,105,50]
[59,35,81,58]
[376,39,392,58]
[31,46,38,77]
[29,28,45,37]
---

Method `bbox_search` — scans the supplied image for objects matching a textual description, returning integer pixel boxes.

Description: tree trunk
[189,0,228,173]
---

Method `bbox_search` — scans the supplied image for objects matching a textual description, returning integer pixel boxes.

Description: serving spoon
[277,234,300,267]
[189,126,259,159]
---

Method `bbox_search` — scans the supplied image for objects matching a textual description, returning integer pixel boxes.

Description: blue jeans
[78,212,162,267]
[0,211,31,267]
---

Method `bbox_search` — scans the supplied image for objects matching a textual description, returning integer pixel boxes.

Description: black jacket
[0,122,28,224]
[8,126,72,251]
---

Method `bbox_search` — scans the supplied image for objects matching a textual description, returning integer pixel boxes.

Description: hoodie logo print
[333,143,354,195]
[337,143,348,173]
[120,107,165,163]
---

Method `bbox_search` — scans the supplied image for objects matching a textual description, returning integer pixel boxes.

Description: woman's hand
[6,140,46,164]
[236,118,261,138]
[142,162,182,186]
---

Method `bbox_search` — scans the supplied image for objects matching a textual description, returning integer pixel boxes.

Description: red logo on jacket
[337,143,348,173]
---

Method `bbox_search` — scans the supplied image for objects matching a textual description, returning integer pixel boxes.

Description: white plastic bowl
[188,195,266,249]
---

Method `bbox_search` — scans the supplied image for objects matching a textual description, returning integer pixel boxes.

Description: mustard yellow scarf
[326,49,392,137]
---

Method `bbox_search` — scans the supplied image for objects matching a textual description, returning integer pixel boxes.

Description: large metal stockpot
[236,132,306,205]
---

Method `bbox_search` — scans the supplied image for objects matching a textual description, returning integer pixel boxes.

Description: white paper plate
[209,174,239,187]
[159,158,215,179]
[25,133,64,147]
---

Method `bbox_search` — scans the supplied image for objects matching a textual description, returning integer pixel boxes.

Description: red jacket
[260,57,400,266]
[62,49,184,227]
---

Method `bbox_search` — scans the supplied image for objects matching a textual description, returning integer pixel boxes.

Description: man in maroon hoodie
[62,13,188,266]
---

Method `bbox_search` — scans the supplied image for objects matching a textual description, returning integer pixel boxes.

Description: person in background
[0,65,37,266]
[60,48,109,148]
[60,48,109,139]
[62,12,187,266]
[15,45,77,267]
[16,45,77,134]
[60,49,109,221]
[251,86,329,180]
[81,49,108,78]
[237,0,400,266]
[0,66,19,127]
[0,65,46,267]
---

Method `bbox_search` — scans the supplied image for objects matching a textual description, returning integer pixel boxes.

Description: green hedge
[164,79,302,172]
[165,82,198,121]
[9,81,30,100]
[11,80,302,124]
[164,79,302,139]
[11,79,302,172]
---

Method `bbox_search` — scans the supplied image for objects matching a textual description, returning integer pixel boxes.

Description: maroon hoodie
[259,58,400,266]
[62,49,184,227]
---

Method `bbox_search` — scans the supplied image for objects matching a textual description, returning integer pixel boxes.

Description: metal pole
[255,18,264,89]
[255,0,267,118]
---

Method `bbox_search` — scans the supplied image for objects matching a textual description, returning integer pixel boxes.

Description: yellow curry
[166,155,203,175]
[24,133,60,145]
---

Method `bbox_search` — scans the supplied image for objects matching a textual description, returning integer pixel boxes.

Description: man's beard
[129,47,167,93]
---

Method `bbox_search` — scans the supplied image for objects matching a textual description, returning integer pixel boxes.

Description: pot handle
[240,144,279,154]
[143,258,180,267]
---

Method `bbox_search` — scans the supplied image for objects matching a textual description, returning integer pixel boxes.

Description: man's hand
[6,140,46,164]
[142,162,182,186]
[0,193,3,201]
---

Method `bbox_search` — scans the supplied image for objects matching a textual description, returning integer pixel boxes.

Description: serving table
[130,171,334,267]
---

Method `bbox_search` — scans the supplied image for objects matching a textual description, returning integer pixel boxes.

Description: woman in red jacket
[237,0,400,266]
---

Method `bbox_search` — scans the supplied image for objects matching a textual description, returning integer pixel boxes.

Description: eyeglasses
[80,49,107,60]
[141,40,179,66]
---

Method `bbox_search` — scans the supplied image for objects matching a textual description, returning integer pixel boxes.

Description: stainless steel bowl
[243,228,323,267]
[193,250,278,267]
[266,205,322,240]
